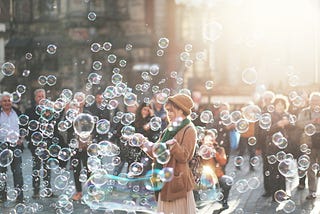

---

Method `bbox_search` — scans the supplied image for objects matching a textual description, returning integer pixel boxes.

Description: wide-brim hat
[168,93,194,115]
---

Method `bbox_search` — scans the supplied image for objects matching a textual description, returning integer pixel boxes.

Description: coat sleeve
[170,126,197,163]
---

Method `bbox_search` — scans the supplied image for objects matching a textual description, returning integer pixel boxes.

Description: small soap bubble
[47,44,57,54]
[205,81,214,90]
[103,42,112,51]
[107,54,117,63]
[125,44,133,51]
[185,44,193,52]
[149,64,160,76]
[88,11,97,21]
[156,49,164,56]
[22,69,30,77]
[47,75,57,86]
[38,75,47,85]
[158,38,169,49]
[16,85,26,94]
[25,52,33,60]
[91,43,101,52]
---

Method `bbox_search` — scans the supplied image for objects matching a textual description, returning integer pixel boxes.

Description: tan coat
[144,123,197,201]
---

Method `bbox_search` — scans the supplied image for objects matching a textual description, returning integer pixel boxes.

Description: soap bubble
[25,52,32,60]
[149,64,160,76]
[90,43,101,52]
[203,21,223,42]
[242,67,258,85]
[54,175,68,190]
[103,42,112,51]
[123,92,137,106]
[0,149,13,167]
[304,124,316,136]
[47,75,57,86]
[96,119,110,134]
[200,110,213,124]
[47,44,57,54]
[16,84,27,94]
[205,81,214,90]
[158,38,169,49]
[88,11,97,21]
[1,62,15,76]
[38,75,47,85]
[73,113,95,139]
[128,162,144,176]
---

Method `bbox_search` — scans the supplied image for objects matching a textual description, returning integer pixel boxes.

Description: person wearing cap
[139,93,197,214]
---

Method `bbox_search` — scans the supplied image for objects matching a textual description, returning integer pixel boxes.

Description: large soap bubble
[73,113,95,139]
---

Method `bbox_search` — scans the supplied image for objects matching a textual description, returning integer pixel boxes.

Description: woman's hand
[165,138,177,150]
[143,123,150,131]
[166,139,177,145]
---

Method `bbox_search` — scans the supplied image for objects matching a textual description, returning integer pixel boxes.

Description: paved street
[1,145,320,214]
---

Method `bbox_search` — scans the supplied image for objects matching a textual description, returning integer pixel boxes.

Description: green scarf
[154,118,191,170]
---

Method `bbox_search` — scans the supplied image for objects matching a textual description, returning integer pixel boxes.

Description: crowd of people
[0,87,319,214]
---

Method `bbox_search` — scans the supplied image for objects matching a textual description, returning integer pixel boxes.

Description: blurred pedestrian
[0,92,24,203]
[25,88,64,198]
[199,130,231,212]
[133,102,160,175]
[296,92,320,200]
[66,92,92,201]
[263,95,291,200]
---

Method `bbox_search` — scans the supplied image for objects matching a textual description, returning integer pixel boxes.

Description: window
[14,0,32,23]
[33,0,60,20]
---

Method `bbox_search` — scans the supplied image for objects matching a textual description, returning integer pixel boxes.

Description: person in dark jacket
[25,88,64,198]
[132,102,160,175]
[263,95,292,200]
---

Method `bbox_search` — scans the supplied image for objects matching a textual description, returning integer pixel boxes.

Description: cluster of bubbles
[272,132,288,149]
[1,10,313,213]
[38,75,57,86]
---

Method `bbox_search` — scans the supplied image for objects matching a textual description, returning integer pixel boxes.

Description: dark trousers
[113,160,127,176]
[32,155,51,194]
[219,175,232,203]
[238,137,256,161]
[263,155,286,197]
[0,155,24,201]
[72,149,89,192]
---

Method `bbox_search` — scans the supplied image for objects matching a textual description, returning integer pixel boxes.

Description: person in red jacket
[199,130,232,213]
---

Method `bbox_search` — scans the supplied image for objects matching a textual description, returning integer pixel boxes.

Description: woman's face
[275,101,285,113]
[141,106,150,118]
[165,103,184,123]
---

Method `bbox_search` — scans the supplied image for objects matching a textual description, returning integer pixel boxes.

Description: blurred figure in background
[132,102,160,175]
[296,92,320,200]
[208,102,234,161]
[237,105,257,171]
[200,130,231,213]
[192,91,207,127]
[88,91,119,143]
[151,96,168,132]
[66,92,92,201]
[0,92,24,203]
[255,90,275,197]
[25,88,63,199]
[263,95,291,200]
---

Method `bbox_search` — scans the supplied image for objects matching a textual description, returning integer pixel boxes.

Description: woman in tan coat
[140,93,197,214]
